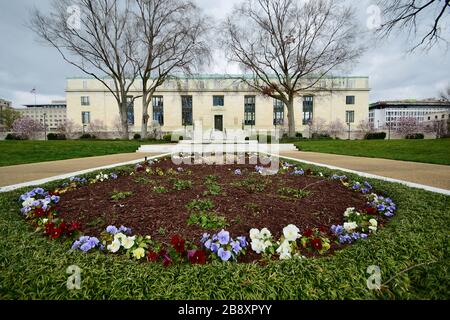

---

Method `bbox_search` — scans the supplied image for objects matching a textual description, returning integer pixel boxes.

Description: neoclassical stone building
[66,75,370,137]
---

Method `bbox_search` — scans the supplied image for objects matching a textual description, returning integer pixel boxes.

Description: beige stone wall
[66,77,369,136]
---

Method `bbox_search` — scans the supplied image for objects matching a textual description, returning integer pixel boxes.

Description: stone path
[280,151,450,191]
[0,153,158,188]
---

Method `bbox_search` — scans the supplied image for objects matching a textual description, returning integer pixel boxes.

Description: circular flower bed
[18,155,396,266]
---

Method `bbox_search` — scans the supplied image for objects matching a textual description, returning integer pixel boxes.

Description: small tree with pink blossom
[396,117,423,137]
[12,117,44,140]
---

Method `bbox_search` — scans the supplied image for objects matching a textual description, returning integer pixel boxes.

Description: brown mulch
[55,157,368,261]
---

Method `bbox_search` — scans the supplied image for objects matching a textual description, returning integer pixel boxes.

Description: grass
[0,159,449,299]
[294,139,450,165]
[0,140,169,167]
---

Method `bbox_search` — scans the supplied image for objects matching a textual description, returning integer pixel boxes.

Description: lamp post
[43,113,47,140]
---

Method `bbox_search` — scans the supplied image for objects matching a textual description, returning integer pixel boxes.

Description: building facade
[66,75,370,137]
[17,100,67,131]
[369,99,450,130]
[0,98,12,130]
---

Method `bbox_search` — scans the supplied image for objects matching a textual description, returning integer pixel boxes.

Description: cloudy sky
[0,0,448,107]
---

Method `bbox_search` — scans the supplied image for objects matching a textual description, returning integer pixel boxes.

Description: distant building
[369,99,450,130]
[17,100,67,131]
[0,98,12,129]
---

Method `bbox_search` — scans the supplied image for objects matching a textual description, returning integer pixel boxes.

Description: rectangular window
[346,111,355,123]
[273,99,285,125]
[346,96,355,105]
[152,96,164,125]
[127,96,134,125]
[244,96,256,126]
[181,96,193,126]
[213,95,224,107]
[303,96,313,125]
[81,96,90,106]
[81,111,90,125]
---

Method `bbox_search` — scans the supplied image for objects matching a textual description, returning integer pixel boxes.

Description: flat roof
[370,100,450,109]
[67,74,369,80]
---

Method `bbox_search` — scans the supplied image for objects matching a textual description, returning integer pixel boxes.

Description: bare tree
[56,119,82,139]
[396,117,422,137]
[376,0,450,51]
[440,85,450,101]
[327,119,346,139]
[308,117,328,138]
[357,120,375,137]
[87,119,106,137]
[223,0,363,137]
[30,0,139,139]
[132,0,210,139]
[425,118,448,138]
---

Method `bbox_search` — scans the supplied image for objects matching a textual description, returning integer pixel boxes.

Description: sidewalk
[0,153,159,188]
[280,151,450,191]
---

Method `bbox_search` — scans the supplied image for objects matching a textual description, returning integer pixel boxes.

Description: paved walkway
[1,150,449,192]
[280,151,450,191]
[0,153,158,187]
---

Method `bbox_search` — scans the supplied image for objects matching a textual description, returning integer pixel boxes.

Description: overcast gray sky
[0,0,448,107]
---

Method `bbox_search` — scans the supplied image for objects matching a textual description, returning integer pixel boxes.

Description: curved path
[280,151,450,191]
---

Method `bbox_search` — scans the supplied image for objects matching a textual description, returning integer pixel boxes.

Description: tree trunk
[120,100,129,140]
[140,91,150,139]
[286,98,296,138]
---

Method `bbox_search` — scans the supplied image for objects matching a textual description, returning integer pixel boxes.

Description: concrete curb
[274,153,450,196]
[0,153,171,193]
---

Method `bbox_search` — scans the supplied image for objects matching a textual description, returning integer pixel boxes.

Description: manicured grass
[294,139,450,165]
[0,159,449,299]
[0,140,168,167]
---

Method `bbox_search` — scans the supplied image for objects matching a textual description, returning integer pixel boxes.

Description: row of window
[80,95,356,108]
[81,95,356,125]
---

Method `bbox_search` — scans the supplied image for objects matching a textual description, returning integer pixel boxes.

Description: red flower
[188,250,207,265]
[68,221,81,232]
[34,208,46,217]
[318,226,328,234]
[171,235,186,254]
[147,251,159,262]
[303,229,313,238]
[51,227,62,239]
[60,221,68,232]
[162,256,172,267]
[363,207,377,215]
[311,238,323,251]
[44,222,55,235]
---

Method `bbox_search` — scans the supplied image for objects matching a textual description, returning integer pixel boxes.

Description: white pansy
[42,218,48,224]
[114,232,127,242]
[344,207,355,217]
[249,228,261,240]
[260,228,272,239]
[264,240,273,249]
[276,240,292,260]
[122,236,136,249]
[251,239,265,254]
[343,222,358,233]
[369,226,377,233]
[279,251,292,260]
[369,219,378,227]
[22,197,35,208]
[283,224,300,241]
[107,239,121,253]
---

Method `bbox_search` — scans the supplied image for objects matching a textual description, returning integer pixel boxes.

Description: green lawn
[0,158,449,299]
[0,140,168,167]
[294,139,450,165]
